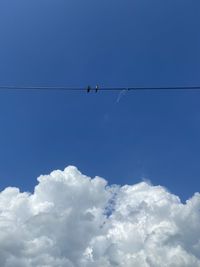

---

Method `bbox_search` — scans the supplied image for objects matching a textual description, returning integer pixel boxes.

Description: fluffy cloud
[0,166,200,267]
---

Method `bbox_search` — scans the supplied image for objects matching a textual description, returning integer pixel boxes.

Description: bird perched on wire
[87,85,91,93]
[86,85,99,93]
[95,85,99,93]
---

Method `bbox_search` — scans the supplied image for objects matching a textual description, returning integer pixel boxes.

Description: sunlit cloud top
[0,166,200,267]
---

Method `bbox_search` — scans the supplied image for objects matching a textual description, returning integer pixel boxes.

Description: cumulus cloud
[0,166,200,267]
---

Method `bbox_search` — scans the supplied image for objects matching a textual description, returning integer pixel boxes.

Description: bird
[87,85,91,93]
[95,85,99,93]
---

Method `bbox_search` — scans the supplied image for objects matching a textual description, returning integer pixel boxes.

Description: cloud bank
[0,166,200,267]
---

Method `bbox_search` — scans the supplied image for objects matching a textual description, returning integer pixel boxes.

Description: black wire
[0,85,200,91]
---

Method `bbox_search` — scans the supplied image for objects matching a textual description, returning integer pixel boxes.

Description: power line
[0,85,200,92]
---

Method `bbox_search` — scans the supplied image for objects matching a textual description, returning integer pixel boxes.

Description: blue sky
[0,0,200,200]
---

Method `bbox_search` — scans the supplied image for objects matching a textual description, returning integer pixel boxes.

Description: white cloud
[0,166,200,267]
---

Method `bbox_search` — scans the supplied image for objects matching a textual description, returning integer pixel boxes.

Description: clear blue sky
[0,0,200,200]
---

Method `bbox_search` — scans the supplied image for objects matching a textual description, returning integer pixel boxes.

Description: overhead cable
[0,85,200,92]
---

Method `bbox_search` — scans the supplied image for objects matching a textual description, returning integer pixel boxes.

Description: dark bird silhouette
[87,85,91,93]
